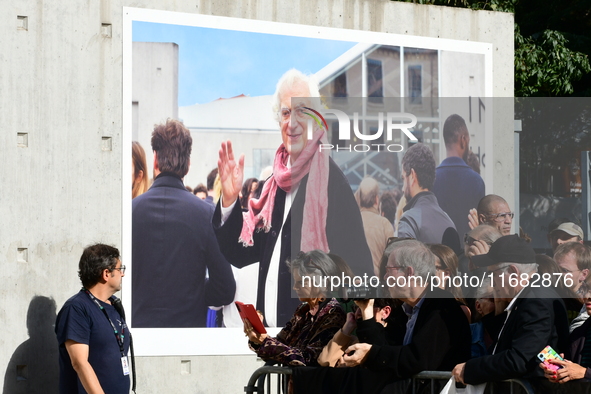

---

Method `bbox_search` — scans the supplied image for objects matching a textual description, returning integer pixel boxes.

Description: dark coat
[292,288,472,394]
[213,158,373,327]
[569,316,591,380]
[132,173,236,328]
[360,288,471,377]
[464,285,570,385]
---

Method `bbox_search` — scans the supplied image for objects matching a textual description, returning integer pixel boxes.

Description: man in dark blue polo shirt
[55,244,130,394]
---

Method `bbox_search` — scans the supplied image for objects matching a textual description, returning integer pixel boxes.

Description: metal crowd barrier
[245,366,292,394]
[244,367,535,394]
[411,371,535,394]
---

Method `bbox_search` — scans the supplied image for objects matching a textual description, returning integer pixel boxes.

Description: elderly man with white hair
[291,239,471,394]
[214,69,372,327]
[452,235,570,392]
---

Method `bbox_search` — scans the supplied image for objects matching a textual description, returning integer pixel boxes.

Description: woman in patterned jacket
[243,250,346,366]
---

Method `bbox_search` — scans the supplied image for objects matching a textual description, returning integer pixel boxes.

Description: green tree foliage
[392,0,591,97]
[515,28,591,96]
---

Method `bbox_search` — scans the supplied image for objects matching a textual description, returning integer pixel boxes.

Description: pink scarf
[240,127,329,253]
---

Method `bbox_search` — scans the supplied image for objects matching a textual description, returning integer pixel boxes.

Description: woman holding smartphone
[243,250,346,366]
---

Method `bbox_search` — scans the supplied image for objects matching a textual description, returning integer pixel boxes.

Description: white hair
[474,276,493,299]
[271,69,321,123]
[390,240,436,280]
[495,262,538,275]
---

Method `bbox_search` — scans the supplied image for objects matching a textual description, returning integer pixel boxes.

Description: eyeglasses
[112,265,126,274]
[385,265,406,272]
[463,234,493,246]
[487,212,514,222]
[386,237,415,246]
[278,106,307,122]
[489,265,508,275]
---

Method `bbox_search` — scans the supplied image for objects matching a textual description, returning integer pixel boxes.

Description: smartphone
[537,345,564,371]
[235,301,267,334]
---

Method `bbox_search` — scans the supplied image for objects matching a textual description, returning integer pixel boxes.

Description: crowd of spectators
[125,70,591,394]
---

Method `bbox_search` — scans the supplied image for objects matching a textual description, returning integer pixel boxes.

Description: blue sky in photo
[133,21,357,106]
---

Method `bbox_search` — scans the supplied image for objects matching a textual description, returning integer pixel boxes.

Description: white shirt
[220,163,300,327]
[492,287,526,354]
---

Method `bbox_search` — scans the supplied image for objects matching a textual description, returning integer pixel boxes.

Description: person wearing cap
[452,234,570,390]
[549,222,585,253]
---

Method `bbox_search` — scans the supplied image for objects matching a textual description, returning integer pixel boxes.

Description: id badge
[121,356,130,376]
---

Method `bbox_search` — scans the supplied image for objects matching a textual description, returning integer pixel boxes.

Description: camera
[343,285,381,301]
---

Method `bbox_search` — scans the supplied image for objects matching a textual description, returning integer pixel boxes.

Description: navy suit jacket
[132,173,236,328]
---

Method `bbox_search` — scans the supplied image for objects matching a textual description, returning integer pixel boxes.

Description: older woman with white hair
[214,69,372,328]
[243,250,346,366]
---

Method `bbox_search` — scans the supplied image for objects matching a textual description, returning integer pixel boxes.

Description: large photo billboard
[122,7,493,355]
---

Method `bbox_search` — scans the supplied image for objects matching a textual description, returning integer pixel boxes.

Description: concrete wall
[132,41,179,182]
[0,0,513,393]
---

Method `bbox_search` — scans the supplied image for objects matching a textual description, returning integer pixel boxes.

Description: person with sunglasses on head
[55,244,131,394]
[468,194,514,236]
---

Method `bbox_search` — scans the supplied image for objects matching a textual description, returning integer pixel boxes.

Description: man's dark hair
[374,298,398,310]
[380,191,398,223]
[206,168,218,191]
[151,119,192,178]
[477,194,508,215]
[193,183,207,195]
[443,114,468,146]
[78,244,120,289]
[401,143,436,191]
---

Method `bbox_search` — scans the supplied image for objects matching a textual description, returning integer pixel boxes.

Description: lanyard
[83,289,126,357]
